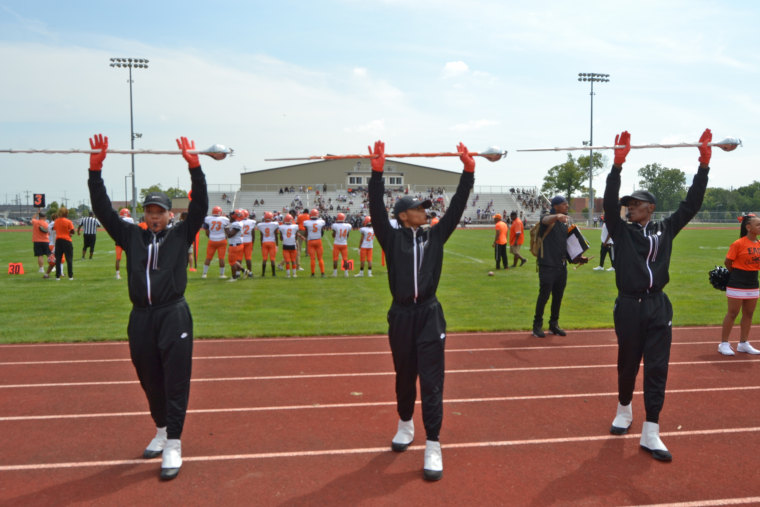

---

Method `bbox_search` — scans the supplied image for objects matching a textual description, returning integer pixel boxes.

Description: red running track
[1,327,760,506]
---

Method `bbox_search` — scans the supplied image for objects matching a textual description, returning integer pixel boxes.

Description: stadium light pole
[110,57,149,217]
[577,72,609,225]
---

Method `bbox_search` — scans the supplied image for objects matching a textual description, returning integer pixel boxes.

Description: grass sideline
[0,225,738,343]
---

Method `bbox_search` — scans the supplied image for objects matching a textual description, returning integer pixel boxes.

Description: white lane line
[0,326,724,349]
[0,341,735,366]
[629,497,760,507]
[1,358,758,389]
[2,426,758,472]
[2,386,758,422]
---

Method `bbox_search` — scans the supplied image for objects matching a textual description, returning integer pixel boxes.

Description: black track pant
[533,265,567,328]
[599,244,614,268]
[614,292,673,423]
[128,298,194,439]
[494,244,507,269]
[387,298,446,441]
[54,238,73,279]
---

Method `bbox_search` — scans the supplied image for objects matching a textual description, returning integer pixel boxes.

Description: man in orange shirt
[509,211,528,267]
[492,214,508,270]
[52,207,75,280]
[31,211,49,273]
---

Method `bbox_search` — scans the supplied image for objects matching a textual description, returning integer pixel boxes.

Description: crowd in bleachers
[206,184,546,228]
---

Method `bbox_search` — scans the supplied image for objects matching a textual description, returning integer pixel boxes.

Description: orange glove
[368,140,385,172]
[89,134,108,171]
[177,136,200,168]
[458,142,475,173]
[613,131,631,166]
[698,128,712,166]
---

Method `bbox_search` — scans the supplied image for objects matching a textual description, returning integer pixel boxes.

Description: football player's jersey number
[366,233,374,242]
[311,224,319,233]
[211,222,222,231]
[243,225,251,234]
[338,229,348,239]
[286,229,293,238]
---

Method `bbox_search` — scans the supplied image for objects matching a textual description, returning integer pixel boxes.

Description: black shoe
[160,467,181,480]
[520,258,527,267]
[532,327,545,338]
[640,445,673,462]
[549,325,566,336]
[610,423,631,435]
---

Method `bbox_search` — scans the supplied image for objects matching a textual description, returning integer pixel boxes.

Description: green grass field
[0,225,737,343]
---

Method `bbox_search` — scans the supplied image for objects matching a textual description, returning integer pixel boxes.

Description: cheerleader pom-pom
[708,265,730,291]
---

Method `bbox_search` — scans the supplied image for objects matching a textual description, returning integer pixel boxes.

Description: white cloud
[442,61,469,78]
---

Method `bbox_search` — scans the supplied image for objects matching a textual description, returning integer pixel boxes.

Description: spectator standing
[492,214,508,270]
[31,211,49,273]
[53,207,75,280]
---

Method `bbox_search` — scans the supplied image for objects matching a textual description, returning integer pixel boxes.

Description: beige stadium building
[201,158,545,225]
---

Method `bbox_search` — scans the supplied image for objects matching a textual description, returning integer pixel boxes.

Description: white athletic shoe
[391,419,414,452]
[298,267,305,271]
[355,272,363,277]
[610,402,633,435]
[737,341,760,354]
[161,439,182,480]
[344,270,349,277]
[143,426,167,459]
[368,272,373,277]
[718,342,735,356]
[423,440,443,481]
[640,422,672,461]
[39,267,45,273]
[201,274,207,279]
[606,267,615,271]
[219,275,227,279]
[593,266,604,271]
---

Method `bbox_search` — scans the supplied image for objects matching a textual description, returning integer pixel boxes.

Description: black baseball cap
[620,190,656,206]
[143,192,172,210]
[393,196,432,217]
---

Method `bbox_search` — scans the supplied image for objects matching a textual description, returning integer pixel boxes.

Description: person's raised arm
[87,134,129,246]
[177,136,208,242]
[368,141,391,247]
[603,130,631,237]
[666,128,711,234]
[437,142,475,241]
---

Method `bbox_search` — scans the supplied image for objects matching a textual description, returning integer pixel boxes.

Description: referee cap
[620,190,656,206]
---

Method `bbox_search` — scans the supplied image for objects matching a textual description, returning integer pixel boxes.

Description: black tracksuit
[89,167,208,439]
[533,215,569,329]
[603,163,708,423]
[369,169,473,442]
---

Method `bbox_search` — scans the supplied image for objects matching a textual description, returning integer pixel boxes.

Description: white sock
[202,265,209,275]
[220,267,225,276]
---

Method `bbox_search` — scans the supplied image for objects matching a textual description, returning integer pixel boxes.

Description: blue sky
[1,0,758,208]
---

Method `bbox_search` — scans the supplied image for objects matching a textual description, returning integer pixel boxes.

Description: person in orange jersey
[718,214,760,356]
[52,207,75,280]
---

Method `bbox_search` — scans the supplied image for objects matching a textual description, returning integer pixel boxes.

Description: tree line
[541,153,759,212]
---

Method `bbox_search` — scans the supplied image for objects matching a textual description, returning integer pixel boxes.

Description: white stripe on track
[628,498,760,507]
[0,341,737,366]
[1,385,758,422]
[2,426,759,472]
[0,326,724,348]
[1,358,757,389]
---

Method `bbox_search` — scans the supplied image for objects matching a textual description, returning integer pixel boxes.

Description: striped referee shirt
[79,216,100,235]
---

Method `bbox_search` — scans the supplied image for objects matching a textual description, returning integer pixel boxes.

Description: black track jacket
[369,170,473,305]
[89,167,208,307]
[603,164,709,295]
